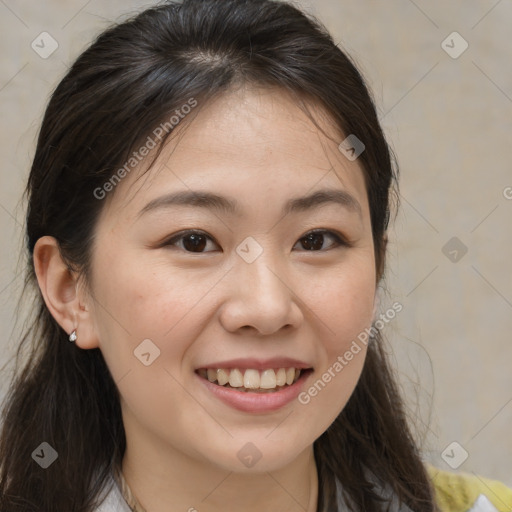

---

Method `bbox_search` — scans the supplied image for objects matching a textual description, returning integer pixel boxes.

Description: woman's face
[86,87,377,473]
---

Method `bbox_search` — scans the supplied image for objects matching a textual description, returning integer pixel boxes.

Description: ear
[33,236,99,349]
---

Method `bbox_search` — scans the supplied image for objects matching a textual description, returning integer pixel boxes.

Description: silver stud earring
[69,330,77,343]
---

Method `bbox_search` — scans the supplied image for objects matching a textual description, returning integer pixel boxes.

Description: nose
[219,258,304,336]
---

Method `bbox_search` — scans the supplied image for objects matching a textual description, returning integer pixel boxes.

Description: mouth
[195,367,314,393]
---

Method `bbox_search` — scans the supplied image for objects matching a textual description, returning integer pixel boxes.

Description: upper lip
[196,357,313,371]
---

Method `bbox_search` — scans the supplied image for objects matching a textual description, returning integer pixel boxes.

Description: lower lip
[196,370,312,413]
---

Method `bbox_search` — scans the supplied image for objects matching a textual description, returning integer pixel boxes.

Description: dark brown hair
[0,0,436,510]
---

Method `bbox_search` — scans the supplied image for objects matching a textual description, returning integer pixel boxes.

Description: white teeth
[228,368,244,388]
[275,368,286,386]
[260,369,277,389]
[217,369,229,386]
[199,367,307,390]
[243,369,260,389]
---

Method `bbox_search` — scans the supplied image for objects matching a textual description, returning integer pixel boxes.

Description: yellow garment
[427,465,512,512]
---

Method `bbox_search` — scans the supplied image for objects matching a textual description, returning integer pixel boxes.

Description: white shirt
[95,474,131,512]
[94,471,498,512]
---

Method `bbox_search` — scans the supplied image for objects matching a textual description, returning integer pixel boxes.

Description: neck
[120,419,318,512]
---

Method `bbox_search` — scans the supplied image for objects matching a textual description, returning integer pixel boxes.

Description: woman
[0,0,510,510]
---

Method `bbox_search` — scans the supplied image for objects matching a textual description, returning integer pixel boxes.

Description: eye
[163,230,220,253]
[293,229,348,251]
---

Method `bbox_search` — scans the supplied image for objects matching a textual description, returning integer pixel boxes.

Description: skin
[34,86,378,512]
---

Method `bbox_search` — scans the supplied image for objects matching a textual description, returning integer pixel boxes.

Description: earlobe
[33,236,99,349]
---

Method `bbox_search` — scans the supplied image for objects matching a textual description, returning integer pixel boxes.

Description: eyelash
[161,229,350,253]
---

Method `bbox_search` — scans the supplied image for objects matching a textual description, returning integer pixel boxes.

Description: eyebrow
[137,188,362,219]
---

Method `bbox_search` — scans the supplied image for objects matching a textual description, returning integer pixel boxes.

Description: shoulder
[427,464,512,512]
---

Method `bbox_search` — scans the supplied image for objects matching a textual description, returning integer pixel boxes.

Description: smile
[195,366,314,413]
[196,367,310,393]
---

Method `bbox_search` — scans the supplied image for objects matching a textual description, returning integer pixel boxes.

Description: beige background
[0,0,510,487]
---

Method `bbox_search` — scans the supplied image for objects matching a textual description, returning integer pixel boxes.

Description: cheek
[307,255,376,350]
[89,255,217,436]
[296,254,375,416]
[92,250,217,337]
[89,250,228,384]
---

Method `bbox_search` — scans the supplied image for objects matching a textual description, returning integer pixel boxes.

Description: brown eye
[164,231,219,253]
[183,233,207,252]
[294,230,346,251]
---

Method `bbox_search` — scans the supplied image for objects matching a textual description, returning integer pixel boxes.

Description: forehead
[102,86,369,221]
